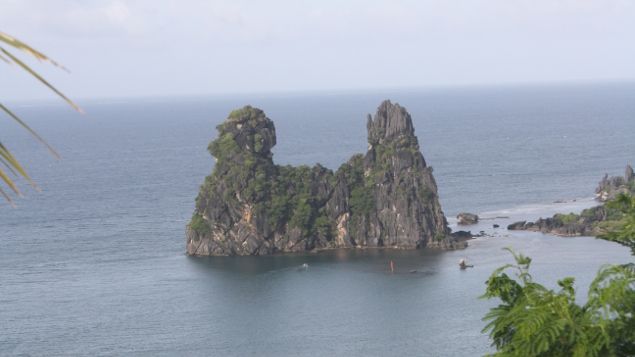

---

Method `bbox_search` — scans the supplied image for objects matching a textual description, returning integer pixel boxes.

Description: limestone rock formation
[186,100,457,256]
[596,164,635,201]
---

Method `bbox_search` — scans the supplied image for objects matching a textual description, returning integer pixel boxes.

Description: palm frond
[0,103,60,159]
[0,47,82,113]
[0,143,37,190]
[0,31,81,204]
[0,32,68,71]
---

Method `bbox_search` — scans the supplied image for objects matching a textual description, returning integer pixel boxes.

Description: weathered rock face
[187,100,455,256]
[596,164,635,201]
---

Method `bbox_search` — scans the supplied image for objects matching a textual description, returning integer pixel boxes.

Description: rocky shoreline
[507,165,633,237]
[187,100,464,256]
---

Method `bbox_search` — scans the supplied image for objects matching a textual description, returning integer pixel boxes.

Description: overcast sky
[2,0,635,101]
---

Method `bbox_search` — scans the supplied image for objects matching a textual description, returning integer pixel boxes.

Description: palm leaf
[0,143,37,189]
[0,47,82,113]
[0,185,15,207]
[0,103,60,159]
[0,166,20,195]
[0,31,81,204]
[0,32,68,71]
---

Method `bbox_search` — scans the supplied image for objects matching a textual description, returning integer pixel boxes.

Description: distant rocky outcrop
[457,212,479,225]
[508,165,633,237]
[186,100,461,256]
[507,205,611,237]
[596,164,635,201]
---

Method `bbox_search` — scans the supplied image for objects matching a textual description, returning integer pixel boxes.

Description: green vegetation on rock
[554,212,579,225]
[189,213,210,236]
[350,186,374,216]
[600,194,635,254]
[208,132,239,161]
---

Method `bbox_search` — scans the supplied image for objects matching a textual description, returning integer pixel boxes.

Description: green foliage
[314,213,333,238]
[338,153,375,217]
[375,143,395,162]
[554,212,579,225]
[228,106,258,120]
[580,207,597,219]
[418,187,434,202]
[337,154,365,185]
[350,185,374,216]
[208,132,239,160]
[482,248,635,357]
[1,32,83,205]
[189,213,211,236]
[268,194,292,229]
[289,197,312,231]
[483,197,635,356]
[254,133,263,152]
[256,164,331,235]
[600,193,635,254]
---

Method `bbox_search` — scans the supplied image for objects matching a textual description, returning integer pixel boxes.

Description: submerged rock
[450,230,473,239]
[187,100,454,256]
[507,221,526,230]
[457,212,479,225]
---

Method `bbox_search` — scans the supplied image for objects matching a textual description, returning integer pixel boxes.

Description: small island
[186,100,465,256]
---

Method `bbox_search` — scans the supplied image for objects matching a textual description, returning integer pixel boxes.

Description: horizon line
[5,77,635,107]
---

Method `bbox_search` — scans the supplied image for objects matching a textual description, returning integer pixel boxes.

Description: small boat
[459,258,474,270]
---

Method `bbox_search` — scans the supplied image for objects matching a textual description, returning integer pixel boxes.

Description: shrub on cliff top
[228,106,258,120]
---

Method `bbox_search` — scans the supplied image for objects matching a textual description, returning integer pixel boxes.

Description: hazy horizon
[2,0,635,102]
[5,79,635,107]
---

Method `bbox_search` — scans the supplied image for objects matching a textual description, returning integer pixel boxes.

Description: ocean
[1,82,634,356]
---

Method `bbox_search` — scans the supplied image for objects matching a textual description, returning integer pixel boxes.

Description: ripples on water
[1,83,634,356]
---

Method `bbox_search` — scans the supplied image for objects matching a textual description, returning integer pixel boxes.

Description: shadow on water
[186,248,446,276]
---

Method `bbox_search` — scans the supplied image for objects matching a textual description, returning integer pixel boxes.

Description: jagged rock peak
[367,100,417,147]
[626,164,634,182]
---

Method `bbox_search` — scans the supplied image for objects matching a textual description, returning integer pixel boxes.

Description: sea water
[1,82,634,356]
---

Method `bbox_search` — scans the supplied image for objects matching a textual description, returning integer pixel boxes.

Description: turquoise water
[1,83,634,356]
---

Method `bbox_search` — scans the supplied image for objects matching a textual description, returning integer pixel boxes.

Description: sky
[2,0,635,101]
